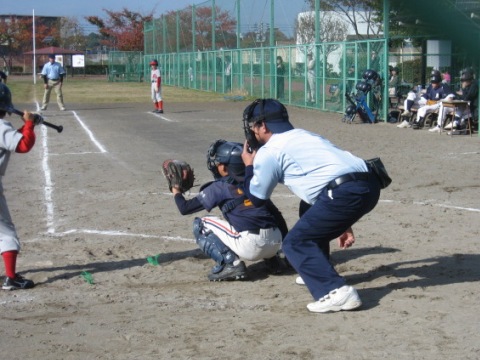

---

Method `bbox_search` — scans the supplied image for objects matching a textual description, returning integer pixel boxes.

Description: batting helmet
[206,139,245,180]
[0,83,13,113]
[356,81,372,93]
[362,69,379,82]
[345,104,356,116]
[149,59,158,66]
[430,74,441,84]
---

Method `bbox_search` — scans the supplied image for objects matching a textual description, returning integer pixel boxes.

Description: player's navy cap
[249,98,293,134]
[48,54,55,59]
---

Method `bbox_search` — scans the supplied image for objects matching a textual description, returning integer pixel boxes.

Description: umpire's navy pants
[282,175,381,300]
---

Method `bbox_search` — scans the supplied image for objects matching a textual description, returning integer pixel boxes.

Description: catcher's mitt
[162,159,195,192]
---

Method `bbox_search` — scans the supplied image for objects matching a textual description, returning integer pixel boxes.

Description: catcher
[163,140,288,281]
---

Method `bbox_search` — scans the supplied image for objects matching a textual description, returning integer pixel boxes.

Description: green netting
[107,51,143,82]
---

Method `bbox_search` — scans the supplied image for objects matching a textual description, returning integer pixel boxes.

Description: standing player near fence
[150,59,163,114]
[0,83,38,290]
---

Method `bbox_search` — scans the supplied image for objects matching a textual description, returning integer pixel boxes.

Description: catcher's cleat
[157,109,164,114]
[2,274,35,290]
[208,261,247,281]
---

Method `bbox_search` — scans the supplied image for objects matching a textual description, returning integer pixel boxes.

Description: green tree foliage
[0,16,60,71]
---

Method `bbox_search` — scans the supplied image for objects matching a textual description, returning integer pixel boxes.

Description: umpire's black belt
[327,172,369,190]
[49,78,59,81]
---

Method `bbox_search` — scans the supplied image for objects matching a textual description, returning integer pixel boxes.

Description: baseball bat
[0,106,63,133]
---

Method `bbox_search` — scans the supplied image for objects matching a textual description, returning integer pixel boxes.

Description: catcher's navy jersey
[197,180,278,232]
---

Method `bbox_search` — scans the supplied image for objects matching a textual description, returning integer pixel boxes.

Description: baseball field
[1,76,479,359]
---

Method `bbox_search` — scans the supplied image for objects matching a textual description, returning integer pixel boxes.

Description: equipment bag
[365,157,392,189]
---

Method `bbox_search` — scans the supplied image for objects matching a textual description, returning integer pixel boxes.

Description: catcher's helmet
[207,140,245,180]
[460,68,474,81]
[362,69,379,82]
[149,59,158,66]
[0,83,13,113]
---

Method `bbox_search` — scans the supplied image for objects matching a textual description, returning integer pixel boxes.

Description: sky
[3,0,207,33]
[4,0,199,17]
[3,0,303,36]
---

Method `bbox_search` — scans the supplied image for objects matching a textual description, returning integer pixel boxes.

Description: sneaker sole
[209,273,247,282]
[307,299,362,313]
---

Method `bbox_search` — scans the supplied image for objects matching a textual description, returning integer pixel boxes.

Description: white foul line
[41,125,55,233]
[148,111,176,122]
[56,228,194,242]
[72,110,107,153]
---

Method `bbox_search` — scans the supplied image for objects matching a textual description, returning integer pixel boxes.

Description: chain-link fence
[136,0,480,121]
[107,51,143,82]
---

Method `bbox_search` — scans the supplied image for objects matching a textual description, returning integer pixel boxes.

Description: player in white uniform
[150,59,163,114]
[0,84,37,290]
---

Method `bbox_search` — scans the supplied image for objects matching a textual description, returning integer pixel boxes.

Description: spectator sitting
[442,71,451,85]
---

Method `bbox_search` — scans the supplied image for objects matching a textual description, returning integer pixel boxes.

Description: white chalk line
[159,192,480,214]
[54,229,194,243]
[49,151,105,156]
[72,110,107,153]
[148,111,177,122]
[39,107,108,233]
[36,101,478,242]
[41,124,55,233]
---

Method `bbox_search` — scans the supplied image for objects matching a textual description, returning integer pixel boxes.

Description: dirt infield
[1,97,479,360]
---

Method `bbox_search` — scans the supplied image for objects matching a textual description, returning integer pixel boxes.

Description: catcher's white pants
[200,215,282,261]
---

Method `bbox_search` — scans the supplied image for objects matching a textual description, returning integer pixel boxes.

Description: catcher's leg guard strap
[193,217,237,266]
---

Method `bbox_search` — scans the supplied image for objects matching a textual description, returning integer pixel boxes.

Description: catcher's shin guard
[193,217,237,266]
[159,100,164,111]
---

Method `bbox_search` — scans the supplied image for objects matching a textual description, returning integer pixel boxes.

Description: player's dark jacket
[174,177,288,236]
[459,81,479,116]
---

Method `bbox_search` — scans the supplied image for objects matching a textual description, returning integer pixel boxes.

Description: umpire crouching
[241,98,382,313]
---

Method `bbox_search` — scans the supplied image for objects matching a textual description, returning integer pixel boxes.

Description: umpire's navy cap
[247,98,293,134]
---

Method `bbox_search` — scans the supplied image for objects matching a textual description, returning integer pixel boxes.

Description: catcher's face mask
[242,99,264,152]
[242,99,292,151]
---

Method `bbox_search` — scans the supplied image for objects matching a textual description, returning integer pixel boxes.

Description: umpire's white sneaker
[307,285,362,313]
[295,276,305,285]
